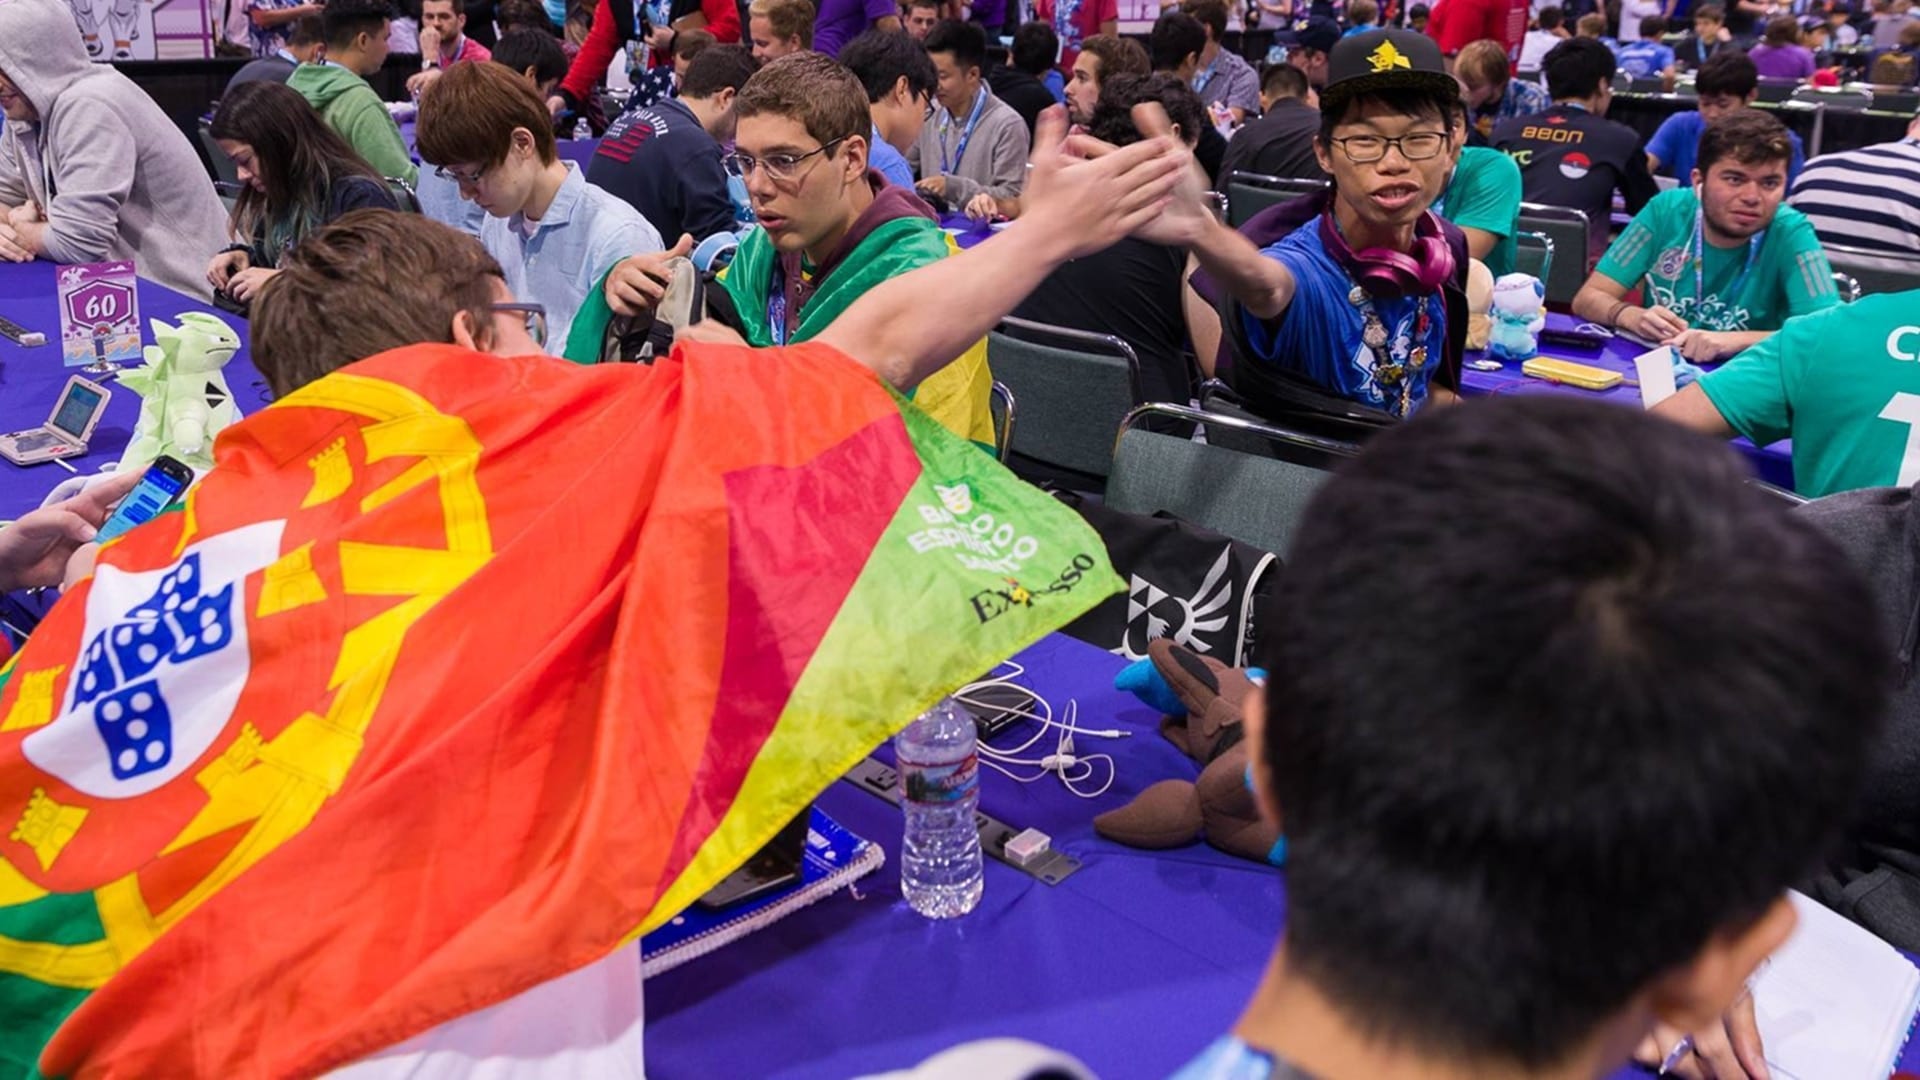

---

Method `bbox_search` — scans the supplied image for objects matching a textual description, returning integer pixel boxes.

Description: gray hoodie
[0,0,228,299]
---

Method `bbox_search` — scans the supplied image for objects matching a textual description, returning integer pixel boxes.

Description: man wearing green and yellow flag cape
[0,99,1185,1077]
[570,51,997,448]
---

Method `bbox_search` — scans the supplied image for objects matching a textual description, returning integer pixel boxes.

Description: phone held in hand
[96,455,194,543]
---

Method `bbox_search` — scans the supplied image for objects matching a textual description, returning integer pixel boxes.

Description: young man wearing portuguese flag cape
[0,107,1184,1076]
[574,51,998,448]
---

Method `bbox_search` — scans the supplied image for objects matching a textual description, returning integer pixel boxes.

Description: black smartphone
[1538,327,1608,350]
[693,807,809,910]
[96,455,194,543]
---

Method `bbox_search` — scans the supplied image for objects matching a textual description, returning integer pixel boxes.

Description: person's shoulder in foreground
[1664,292,1920,498]
[0,0,229,298]
[1180,392,1887,1080]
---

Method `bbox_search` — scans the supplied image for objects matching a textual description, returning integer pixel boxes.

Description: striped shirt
[1789,137,1920,271]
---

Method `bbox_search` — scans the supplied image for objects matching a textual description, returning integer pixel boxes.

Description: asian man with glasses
[1168,30,1476,419]
[416,61,662,357]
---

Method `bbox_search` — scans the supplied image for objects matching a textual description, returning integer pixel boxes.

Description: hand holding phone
[95,456,194,543]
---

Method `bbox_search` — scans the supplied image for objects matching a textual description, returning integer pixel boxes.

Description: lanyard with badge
[940,87,989,174]
[1194,53,1222,93]
[766,255,814,345]
[1683,206,1764,317]
[1349,283,1433,418]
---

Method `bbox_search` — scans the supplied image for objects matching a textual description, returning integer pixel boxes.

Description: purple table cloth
[643,632,1279,1078]
[643,630,1919,1078]
[0,261,272,518]
[1457,312,1795,490]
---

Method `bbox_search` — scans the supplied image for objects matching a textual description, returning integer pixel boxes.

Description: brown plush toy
[1092,639,1283,865]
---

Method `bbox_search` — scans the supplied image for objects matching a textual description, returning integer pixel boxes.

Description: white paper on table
[1633,345,1679,408]
[1751,890,1920,1080]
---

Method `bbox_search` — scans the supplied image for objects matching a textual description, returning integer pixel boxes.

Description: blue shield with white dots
[22,521,288,800]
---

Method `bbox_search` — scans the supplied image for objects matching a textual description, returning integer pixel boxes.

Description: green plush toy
[116,313,242,474]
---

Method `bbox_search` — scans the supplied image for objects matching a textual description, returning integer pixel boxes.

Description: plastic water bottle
[572,116,592,141]
[896,698,984,919]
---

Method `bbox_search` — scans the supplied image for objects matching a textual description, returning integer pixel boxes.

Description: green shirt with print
[1434,146,1522,277]
[1699,294,1920,497]
[1595,187,1838,333]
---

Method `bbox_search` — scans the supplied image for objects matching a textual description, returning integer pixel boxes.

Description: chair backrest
[1513,229,1555,285]
[1628,76,1667,94]
[199,122,240,188]
[988,380,1016,463]
[1872,90,1920,114]
[1226,171,1330,229]
[1105,403,1360,556]
[1748,477,1807,506]
[1756,77,1801,102]
[1516,203,1591,305]
[1825,244,1920,296]
[987,317,1141,481]
[1791,86,1873,110]
[1833,270,1863,303]
[386,176,422,214]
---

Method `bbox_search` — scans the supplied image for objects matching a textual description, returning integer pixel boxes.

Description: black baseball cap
[1277,15,1341,54]
[1320,28,1459,113]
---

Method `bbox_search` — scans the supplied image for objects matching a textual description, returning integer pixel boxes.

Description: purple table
[0,261,272,518]
[644,631,1920,1078]
[644,632,1279,1078]
[1459,313,1795,490]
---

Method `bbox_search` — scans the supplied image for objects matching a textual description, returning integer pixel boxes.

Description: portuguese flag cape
[0,340,1119,1078]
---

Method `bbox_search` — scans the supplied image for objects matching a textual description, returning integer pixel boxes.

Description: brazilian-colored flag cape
[0,340,1120,1078]
[563,219,997,449]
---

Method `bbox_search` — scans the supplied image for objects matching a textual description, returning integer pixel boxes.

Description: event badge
[57,261,142,369]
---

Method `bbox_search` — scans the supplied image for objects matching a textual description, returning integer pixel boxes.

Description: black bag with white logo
[1053,492,1280,668]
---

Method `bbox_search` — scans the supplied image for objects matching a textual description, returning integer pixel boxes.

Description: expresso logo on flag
[904,481,1047,575]
[969,553,1100,624]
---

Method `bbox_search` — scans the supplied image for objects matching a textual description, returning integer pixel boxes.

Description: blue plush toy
[1487,273,1547,363]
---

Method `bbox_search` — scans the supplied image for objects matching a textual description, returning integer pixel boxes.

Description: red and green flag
[0,340,1119,1078]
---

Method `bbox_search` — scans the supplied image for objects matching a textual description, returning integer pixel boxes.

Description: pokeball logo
[1560,152,1591,180]
[22,521,286,799]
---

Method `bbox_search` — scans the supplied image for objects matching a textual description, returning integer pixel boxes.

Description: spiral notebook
[640,807,883,977]
[1752,890,1920,1080]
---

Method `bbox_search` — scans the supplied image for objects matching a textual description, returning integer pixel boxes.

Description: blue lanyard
[767,256,809,345]
[1194,53,1221,93]
[1686,207,1764,314]
[940,87,989,175]
[767,258,790,345]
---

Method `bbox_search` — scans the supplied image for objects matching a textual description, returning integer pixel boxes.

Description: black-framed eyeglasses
[1330,131,1450,164]
[724,135,852,183]
[489,302,547,346]
[434,162,492,187]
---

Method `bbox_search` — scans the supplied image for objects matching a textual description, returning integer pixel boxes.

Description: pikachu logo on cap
[1367,40,1412,72]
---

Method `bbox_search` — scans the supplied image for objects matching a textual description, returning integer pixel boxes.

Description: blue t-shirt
[1647,111,1807,187]
[871,126,915,189]
[1615,39,1676,77]
[1240,226,1451,417]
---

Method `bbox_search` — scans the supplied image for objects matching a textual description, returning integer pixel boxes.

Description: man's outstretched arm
[815,107,1186,391]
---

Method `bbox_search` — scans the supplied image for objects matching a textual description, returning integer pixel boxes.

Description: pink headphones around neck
[1317,208,1456,300]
